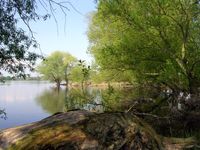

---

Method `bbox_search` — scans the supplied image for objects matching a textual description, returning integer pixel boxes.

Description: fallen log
[0,110,197,150]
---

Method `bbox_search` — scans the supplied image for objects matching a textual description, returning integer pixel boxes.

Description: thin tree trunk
[56,80,61,89]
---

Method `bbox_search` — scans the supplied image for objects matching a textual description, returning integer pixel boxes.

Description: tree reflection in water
[36,87,105,114]
[36,87,66,114]
[36,86,142,114]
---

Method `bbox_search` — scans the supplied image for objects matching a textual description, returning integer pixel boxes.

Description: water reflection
[0,81,154,129]
[36,86,144,114]
[0,81,50,103]
[0,81,53,129]
[36,87,105,113]
[36,88,66,114]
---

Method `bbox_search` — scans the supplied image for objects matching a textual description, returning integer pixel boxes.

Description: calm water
[0,81,152,130]
[0,81,55,129]
[0,81,109,129]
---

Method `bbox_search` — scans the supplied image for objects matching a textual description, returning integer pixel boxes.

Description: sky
[27,0,97,63]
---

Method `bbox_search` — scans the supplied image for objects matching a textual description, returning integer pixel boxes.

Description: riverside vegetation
[1,0,200,149]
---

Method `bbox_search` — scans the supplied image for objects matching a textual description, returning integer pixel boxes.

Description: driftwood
[0,110,197,150]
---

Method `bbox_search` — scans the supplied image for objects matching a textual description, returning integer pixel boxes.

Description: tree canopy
[88,0,200,94]
[0,0,42,76]
[37,51,76,87]
[0,0,74,76]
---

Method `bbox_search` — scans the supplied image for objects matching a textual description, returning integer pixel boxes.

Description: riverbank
[0,110,197,150]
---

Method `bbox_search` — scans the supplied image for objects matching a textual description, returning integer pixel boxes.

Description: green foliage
[78,60,91,82]
[70,65,83,83]
[0,0,75,77]
[36,87,102,112]
[70,60,91,83]
[0,0,46,76]
[36,88,66,114]
[88,0,200,93]
[37,51,76,86]
[0,109,6,120]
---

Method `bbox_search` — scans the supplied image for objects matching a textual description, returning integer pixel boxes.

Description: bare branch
[60,1,83,16]
[48,0,59,35]
[39,0,49,12]
[60,6,67,34]
[133,112,170,119]
[48,0,70,11]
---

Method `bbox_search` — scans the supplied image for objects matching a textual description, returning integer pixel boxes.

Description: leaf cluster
[88,0,200,93]
[37,51,76,83]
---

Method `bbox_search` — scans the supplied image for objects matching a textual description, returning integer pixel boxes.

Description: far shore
[1,80,135,89]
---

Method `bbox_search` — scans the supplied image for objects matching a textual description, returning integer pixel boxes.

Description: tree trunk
[188,76,199,94]
[65,79,69,88]
[65,66,69,88]
[56,80,61,89]
[0,110,197,150]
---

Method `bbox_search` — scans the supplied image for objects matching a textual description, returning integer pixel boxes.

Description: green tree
[37,51,76,88]
[70,65,83,83]
[70,60,91,87]
[0,0,43,76]
[0,0,79,118]
[0,0,77,76]
[88,0,200,94]
[78,60,91,89]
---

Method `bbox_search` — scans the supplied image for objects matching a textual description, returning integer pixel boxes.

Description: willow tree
[88,0,200,94]
[0,0,80,77]
[37,51,76,88]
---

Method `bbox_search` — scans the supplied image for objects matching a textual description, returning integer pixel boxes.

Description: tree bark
[0,110,197,150]
[56,80,61,89]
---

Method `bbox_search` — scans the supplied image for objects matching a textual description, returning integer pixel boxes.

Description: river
[0,81,149,130]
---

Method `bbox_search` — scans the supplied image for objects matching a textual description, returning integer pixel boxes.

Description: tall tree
[88,0,200,94]
[37,51,76,88]
[0,0,79,118]
[0,0,75,76]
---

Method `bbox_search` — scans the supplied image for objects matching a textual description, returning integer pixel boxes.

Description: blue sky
[27,0,97,63]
